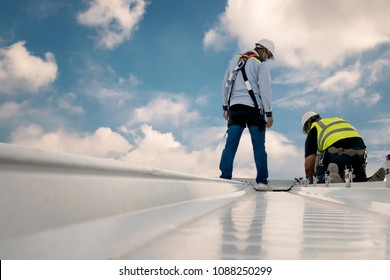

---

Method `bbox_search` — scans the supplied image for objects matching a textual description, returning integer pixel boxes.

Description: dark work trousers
[315,151,367,183]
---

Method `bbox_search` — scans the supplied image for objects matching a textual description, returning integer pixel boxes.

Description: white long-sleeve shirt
[222,53,272,114]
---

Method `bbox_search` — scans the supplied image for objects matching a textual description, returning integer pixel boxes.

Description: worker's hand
[266,116,273,128]
[223,111,229,120]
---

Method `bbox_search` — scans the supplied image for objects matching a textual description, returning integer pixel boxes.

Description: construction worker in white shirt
[219,39,275,191]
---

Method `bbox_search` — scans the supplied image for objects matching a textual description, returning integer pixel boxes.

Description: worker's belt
[327,147,366,157]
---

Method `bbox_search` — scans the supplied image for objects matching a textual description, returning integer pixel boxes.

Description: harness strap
[327,147,366,157]
[227,52,264,112]
[240,65,260,111]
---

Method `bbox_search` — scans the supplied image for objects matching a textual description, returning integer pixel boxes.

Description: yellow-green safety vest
[310,117,362,151]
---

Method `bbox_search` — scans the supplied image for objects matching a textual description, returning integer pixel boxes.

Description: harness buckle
[236,57,247,69]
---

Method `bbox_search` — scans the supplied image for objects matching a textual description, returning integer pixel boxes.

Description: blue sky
[0,0,389,179]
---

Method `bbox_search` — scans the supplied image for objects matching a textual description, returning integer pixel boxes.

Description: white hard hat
[255,39,275,60]
[301,111,319,134]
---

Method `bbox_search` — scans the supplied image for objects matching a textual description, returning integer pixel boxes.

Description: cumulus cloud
[123,125,303,179]
[0,41,58,94]
[203,26,231,51]
[7,121,304,179]
[120,125,223,177]
[77,0,147,49]
[10,125,132,158]
[267,131,301,165]
[204,0,390,67]
[122,124,209,174]
[128,95,200,127]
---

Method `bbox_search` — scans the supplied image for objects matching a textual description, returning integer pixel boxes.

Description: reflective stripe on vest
[310,118,362,151]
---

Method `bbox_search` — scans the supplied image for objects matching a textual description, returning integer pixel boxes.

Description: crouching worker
[301,112,385,184]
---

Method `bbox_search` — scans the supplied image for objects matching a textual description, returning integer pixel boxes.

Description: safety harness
[226,51,264,113]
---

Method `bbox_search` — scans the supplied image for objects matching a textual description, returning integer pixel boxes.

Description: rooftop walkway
[0,143,389,259]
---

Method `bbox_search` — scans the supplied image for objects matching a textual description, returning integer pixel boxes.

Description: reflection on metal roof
[127,189,390,259]
[0,143,389,259]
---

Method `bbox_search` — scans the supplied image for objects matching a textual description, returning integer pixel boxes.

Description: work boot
[367,167,385,182]
[327,163,343,183]
[253,182,272,191]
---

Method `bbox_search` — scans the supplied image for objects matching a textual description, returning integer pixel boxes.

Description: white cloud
[0,102,24,119]
[367,92,382,106]
[85,82,134,107]
[203,27,231,51]
[77,0,147,49]
[319,64,361,93]
[121,124,225,177]
[183,126,226,150]
[205,0,390,67]
[0,100,71,133]
[77,64,138,108]
[118,73,142,86]
[359,116,390,175]
[275,57,384,109]
[194,94,209,107]
[10,125,132,158]
[347,88,382,106]
[7,121,304,179]
[367,116,390,126]
[124,125,303,179]
[128,95,200,127]
[57,93,85,115]
[274,91,313,109]
[136,124,181,151]
[362,116,390,146]
[267,131,301,165]
[0,41,58,94]
[367,56,390,84]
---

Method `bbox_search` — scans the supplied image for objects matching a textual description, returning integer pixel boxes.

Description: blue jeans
[219,124,268,184]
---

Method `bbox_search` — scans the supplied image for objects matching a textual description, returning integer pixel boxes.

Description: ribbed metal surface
[1,143,389,260]
[124,192,390,259]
